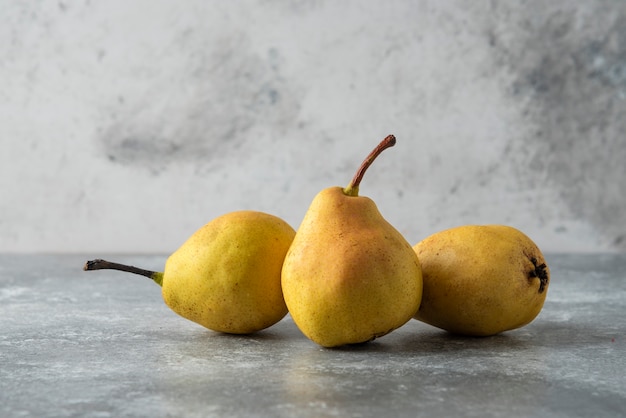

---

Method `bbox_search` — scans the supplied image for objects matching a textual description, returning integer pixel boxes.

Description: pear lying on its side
[413,225,549,336]
[84,211,295,334]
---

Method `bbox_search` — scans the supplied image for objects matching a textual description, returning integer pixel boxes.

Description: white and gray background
[2,1,624,254]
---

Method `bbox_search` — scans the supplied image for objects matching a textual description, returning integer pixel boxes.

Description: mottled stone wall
[1,1,624,253]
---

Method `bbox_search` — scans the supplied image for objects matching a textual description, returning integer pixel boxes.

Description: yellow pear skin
[281,136,423,348]
[413,225,550,336]
[84,210,295,334]
[162,211,295,334]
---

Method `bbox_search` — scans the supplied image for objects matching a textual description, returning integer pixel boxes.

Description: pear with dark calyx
[281,135,423,348]
[84,210,295,334]
[413,225,550,336]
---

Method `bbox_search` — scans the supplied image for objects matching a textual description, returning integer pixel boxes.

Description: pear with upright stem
[281,135,423,347]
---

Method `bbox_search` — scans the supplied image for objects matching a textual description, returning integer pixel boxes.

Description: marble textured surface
[1,253,625,417]
[1,1,626,254]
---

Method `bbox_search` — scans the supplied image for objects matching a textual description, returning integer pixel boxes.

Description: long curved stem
[343,134,396,197]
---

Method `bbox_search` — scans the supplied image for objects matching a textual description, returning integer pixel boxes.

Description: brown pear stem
[343,134,396,197]
[83,259,164,286]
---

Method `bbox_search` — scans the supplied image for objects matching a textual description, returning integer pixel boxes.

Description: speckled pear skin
[281,187,423,348]
[162,211,295,334]
[414,225,550,336]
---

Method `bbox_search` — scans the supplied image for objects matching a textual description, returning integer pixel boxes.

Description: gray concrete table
[1,254,625,418]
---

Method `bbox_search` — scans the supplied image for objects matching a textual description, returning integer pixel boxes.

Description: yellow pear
[413,225,550,336]
[84,210,295,334]
[281,135,423,347]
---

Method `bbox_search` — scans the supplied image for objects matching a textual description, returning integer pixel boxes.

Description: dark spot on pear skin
[528,257,549,293]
